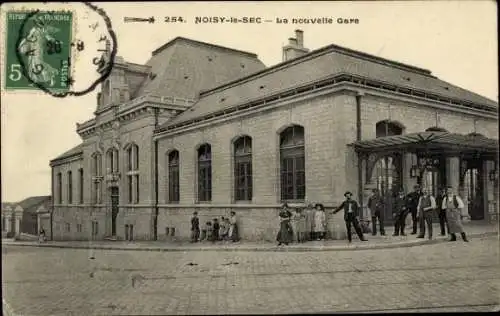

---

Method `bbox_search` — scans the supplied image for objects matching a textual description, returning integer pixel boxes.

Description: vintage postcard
[1,1,498,315]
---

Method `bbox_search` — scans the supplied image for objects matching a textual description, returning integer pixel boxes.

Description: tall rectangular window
[234,136,253,201]
[67,171,73,204]
[280,125,306,201]
[57,172,63,204]
[168,150,180,203]
[128,175,133,203]
[197,144,212,202]
[135,174,139,204]
[78,168,84,204]
[92,153,102,204]
[126,144,139,204]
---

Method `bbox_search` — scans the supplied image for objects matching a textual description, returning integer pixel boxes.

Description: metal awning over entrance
[351,132,499,157]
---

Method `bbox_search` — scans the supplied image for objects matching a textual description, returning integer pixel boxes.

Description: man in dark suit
[332,191,368,243]
[406,185,422,235]
[367,188,385,236]
[435,187,449,236]
[392,189,409,236]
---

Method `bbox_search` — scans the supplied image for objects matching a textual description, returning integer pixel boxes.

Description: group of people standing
[277,191,369,245]
[190,211,240,243]
[370,184,469,242]
[276,203,329,246]
[189,184,470,245]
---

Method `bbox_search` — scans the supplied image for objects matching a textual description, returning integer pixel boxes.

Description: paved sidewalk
[2,222,497,252]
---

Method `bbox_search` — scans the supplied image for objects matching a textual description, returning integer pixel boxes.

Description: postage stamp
[2,2,117,97]
[5,10,73,92]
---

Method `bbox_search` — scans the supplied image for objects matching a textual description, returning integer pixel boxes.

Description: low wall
[157,205,348,242]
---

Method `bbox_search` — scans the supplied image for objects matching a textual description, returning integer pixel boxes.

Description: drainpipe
[356,92,364,217]
[153,108,159,240]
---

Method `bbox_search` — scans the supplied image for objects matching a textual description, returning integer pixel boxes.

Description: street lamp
[410,165,418,178]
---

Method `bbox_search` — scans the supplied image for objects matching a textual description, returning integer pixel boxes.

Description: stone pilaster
[5,215,12,232]
[14,217,21,237]
[403,153,418,194]
[446,157,460,192]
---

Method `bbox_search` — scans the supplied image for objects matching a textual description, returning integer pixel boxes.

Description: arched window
[425,127,448,132]
[197,144,212,202]
[234,136,252,201]
[67,171,73,204]
[91,153,102,204]
[106,148,119,174]
[376,120,404,138]
[280,125,305,201]
[168,150,180,203]
[373,121,404,198]
[126,144,139,204]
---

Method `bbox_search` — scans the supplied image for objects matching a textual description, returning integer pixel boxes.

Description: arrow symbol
[124,16,155,24]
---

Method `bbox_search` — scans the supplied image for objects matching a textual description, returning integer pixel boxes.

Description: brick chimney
[282,29,310,61]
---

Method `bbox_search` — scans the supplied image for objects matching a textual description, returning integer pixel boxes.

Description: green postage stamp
[4,10,73,92]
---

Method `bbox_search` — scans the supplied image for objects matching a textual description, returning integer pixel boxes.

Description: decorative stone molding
[105,173,121,187]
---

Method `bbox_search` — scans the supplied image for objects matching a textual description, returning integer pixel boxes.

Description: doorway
[464,167,484,220]
[111,187,119,236]
[421,168,445,222]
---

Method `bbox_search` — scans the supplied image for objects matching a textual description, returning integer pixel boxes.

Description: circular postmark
[11,2,117,97]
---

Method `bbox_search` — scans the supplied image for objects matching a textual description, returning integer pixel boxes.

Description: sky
[1,1,498,202]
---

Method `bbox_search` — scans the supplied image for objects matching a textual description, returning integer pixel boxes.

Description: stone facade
[49,32,499,241]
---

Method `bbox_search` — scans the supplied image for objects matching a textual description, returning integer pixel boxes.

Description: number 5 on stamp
[4,11,73,92]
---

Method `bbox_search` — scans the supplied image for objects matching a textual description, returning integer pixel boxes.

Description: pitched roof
[50,143,83,163]
[17,196,51,214]
[159,42,498,131]
[134,37,266,99]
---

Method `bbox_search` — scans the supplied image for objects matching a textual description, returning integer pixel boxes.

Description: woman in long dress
[228,211,239,242]
[290,208,303,243]
[442,186,469,242]
[277,204,293,246]
[298,208,307,243]
[313,203,327,240]
[304,203,315,241]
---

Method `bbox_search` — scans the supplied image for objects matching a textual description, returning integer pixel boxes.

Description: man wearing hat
[392,188,409,236]
[367,188,385,236]
[406,185,422,235]
[332,191,367,243]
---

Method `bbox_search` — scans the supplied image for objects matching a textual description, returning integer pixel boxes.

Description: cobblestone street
[3,236,500,315]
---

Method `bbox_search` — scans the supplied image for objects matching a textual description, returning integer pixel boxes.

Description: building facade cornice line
[155,75,498,139]
[77,94,193,137]
[154,84,347,139]
[50,153,83,167]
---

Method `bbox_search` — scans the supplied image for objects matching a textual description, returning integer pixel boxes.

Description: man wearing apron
[441,186,469,242]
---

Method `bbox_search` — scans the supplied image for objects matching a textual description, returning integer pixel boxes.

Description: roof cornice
[156,73,498,136]
[50,152,83,167]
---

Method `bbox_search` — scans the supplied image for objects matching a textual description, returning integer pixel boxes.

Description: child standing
[223,217,231,241]
[212,218,220,242]
[190,212,200,243]
[206,221,213,242]
[200,221,208,241]
[313,203,327,240]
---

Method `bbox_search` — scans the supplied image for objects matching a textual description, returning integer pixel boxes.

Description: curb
[2,232,497,253]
